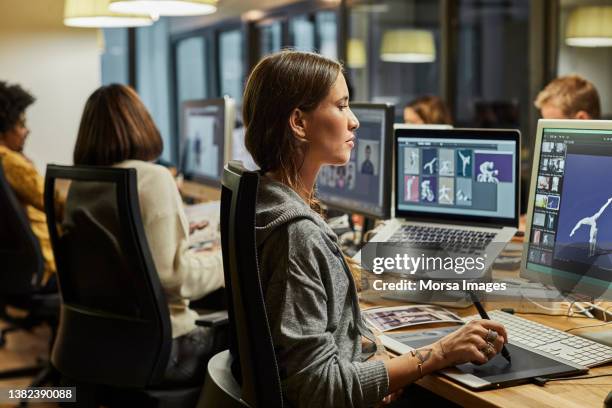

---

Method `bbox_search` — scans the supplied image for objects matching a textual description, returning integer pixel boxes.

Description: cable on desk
[534,373,612,386]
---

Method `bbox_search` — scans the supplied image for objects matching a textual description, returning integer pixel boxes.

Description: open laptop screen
[395,129,519,227]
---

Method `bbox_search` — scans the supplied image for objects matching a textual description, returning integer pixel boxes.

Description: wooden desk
[358,243,612,407]
[361,290,611,407]
[179,180,221,203]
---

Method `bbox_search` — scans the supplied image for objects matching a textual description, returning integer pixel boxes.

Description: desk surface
[360,292,611,408]
[359,227,611,408]
[180,180,221,202]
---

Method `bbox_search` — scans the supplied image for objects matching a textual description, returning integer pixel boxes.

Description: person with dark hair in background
[535,74,601,120]
[0,81,59,288]
[404,95,452,125]
[68,84,224,385]
[243,50,508,407]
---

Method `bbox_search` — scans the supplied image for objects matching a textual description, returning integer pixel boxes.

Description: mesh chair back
[0,158,43,294]
[44,165,171,387]
[220,161,283,407]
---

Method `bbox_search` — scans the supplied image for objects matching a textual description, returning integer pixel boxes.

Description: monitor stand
[360,217,376,245]
[332,214,377,257]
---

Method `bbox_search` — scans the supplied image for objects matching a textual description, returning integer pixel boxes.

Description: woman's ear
[289,108,308,142]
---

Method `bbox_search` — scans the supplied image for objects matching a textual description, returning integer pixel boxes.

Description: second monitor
[316,103,394,219]
[180,97,235,187]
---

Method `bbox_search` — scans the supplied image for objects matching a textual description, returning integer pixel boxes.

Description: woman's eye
[339,105,349,111]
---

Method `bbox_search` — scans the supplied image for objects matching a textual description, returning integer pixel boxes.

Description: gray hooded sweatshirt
[255,176,389,408]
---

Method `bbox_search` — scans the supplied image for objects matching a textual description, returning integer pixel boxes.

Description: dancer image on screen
[423,157,437,174]
[458,151,470,176]
[439,185,451,203]
[421,180,434,202]
[477,161,499,183]
[409,150,418,168]
[406,177,415,201]
[570,197,612,257]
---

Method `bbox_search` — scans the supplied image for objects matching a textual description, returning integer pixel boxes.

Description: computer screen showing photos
[395,131,518,221]
[181,98,234,187]
[525,125,612,292]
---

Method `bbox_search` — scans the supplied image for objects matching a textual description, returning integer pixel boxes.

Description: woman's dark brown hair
[406,95,452,125]
[243,51,364,287]
[243,50,343,201]
[74,84,162,165]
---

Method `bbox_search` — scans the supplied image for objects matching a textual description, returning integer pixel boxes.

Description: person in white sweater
[68,83,225,385]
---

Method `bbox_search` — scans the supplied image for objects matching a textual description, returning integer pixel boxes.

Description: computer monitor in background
[316,103,394,219]
[522,119,612,300]
[180,97,235,187]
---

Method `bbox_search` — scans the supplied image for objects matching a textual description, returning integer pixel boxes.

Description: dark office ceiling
[169,0,320,33]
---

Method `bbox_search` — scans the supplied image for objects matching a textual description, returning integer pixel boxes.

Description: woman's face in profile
[404,107,424,124]
[302,74,360,167]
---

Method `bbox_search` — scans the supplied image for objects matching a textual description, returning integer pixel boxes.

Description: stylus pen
[468,291,512,363]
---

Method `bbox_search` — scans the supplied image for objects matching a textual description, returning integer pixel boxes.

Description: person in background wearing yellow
[404,95,453,125]
[534,74,601,120]
[0,81,58,288]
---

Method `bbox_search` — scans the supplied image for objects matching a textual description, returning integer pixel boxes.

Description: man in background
[535,74,601,120]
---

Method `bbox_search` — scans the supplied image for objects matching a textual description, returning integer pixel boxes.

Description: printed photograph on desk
[362,305,463,332]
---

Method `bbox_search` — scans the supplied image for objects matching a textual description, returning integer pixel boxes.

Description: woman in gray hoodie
[242,50,509,407]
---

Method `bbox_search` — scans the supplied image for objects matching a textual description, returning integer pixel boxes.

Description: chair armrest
[196,310,229,328]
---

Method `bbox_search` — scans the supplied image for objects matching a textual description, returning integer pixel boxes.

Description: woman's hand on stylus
[435,319,508,366]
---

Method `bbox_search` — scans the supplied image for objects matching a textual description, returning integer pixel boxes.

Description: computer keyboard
[466,310,612,367]
[389,225,496,251]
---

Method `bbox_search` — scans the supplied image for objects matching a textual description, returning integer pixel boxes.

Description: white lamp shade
[64,0,153,27]
[347,39,366,68]
[109,0,217,16]
[566,6,612,47]
[380,29,436,63]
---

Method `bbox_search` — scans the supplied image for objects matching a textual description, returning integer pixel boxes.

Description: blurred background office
[2,0,612,201]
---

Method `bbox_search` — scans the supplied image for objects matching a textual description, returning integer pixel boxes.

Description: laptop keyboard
[389,225,496,252]
[466,310,612,368]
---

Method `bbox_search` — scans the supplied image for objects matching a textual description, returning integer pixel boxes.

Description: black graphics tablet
[383,328,587,390]
[440,342,586,390]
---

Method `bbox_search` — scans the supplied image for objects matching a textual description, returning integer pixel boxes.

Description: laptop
[362,128,520,280]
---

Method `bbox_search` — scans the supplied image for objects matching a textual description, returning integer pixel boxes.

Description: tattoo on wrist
[414,348,433,363]
[410,348,432,378]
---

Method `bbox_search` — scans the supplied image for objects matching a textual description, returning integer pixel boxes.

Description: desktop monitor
[522,119,612,299]
[180,97,235,187]
[394,128,520,227]
[316,103,394,219]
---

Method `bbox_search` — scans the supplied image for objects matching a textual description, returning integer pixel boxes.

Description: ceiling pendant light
[380,29,436,63]
[64,0,153,28]
[109,0,217,17]
[565,6,612,47]
[347,39,366,69]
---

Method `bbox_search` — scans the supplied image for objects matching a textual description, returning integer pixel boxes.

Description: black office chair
[44,165,224,408]
[198,161,283,408]
[0,158,59,387]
